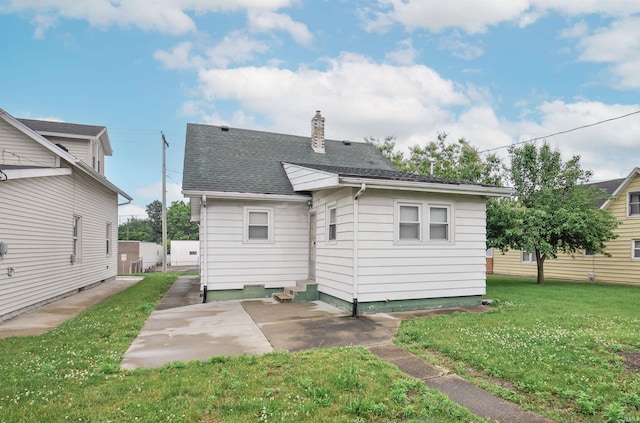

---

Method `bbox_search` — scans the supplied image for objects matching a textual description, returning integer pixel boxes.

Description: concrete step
[273,293,293,303]
[274,279,318,303]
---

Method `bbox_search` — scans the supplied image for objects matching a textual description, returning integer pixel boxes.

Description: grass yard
[0,274,485,423]
[396,276,640,422]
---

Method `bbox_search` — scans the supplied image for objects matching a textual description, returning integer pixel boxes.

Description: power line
[480,109,640,154]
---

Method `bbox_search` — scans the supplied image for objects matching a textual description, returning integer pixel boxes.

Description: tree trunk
[535,251,545,285]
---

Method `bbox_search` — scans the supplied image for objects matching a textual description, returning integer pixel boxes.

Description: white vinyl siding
[282,163,338,191]
[356,192,484,302]
[311,188,486,304]
[203,200,309,290]
[0,120,59,167]
[0,166,119,322]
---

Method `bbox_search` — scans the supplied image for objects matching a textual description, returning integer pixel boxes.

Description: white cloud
[194,52,469,144]
[385,38,419,65]
[572,16,640,89]
[361,0,640,34]
[438,31,484,60]
[513,100,640,180]
[136,182,185,204]
[362,0,530,34]
[118,203,148,224]
[247,10,313,46]
[7,0,296,36]
[155,32,270,71]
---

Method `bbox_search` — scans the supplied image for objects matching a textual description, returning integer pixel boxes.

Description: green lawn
[396,276,640,422]
[0,274,485,423]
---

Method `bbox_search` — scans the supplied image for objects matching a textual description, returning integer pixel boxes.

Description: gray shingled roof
[182,123,397,195]
[583,177,626,208]
[18,118,105,137]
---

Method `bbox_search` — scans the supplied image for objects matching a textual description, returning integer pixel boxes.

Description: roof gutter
[182,190,310,202]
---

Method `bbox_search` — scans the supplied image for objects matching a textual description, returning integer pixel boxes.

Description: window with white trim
[428,205,450,241]
[398,203,421,241]
[629,192,640,216]
[245,208,272,242]
[327,205,337,241]
[72,215,82,261]
[583,249,594,257]
[633,240,640,259]
[521,251,536,263]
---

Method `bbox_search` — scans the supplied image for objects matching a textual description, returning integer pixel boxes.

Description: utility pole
[162,132,169,273]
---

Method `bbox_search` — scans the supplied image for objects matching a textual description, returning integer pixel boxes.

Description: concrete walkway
[0,276,142,339]
[121,276,554,422]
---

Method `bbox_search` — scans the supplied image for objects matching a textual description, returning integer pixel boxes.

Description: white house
[0,108,131,322]
[182,112,511,314]
[170,240,199,266]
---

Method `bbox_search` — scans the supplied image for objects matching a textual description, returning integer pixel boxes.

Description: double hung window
[245,208,272,242]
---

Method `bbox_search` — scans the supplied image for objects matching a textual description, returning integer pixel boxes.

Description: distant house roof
[18,118,105,138]
[182,123,396,196]
[583,177,627,208]
[18,118,112,156]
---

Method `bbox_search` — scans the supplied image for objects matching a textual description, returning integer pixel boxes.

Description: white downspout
[201,195,208,302]
[352,183,366,317]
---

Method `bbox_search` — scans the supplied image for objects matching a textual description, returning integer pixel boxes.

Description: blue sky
[1,1,639,222]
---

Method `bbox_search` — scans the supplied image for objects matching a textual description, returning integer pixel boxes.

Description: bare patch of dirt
[619,351,640,372]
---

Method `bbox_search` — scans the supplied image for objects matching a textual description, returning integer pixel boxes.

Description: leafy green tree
[118,217,154,242]
[167,201,199,241]
[406,133,503,185]
[145,200,163,243]
[372,133,504,185]
[367,136,411,172]
[489,142,619,284]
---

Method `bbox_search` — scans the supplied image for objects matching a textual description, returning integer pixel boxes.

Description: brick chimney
[311,110,325,154]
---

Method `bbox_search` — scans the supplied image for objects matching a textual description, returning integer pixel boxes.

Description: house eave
[338,177,514,197]
[1,167,72,179]
[182,190,311,202]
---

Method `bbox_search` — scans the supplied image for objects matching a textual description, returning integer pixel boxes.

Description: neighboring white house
[182,111,512,314]
[170,240,199,266]
[0,108,131,322]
